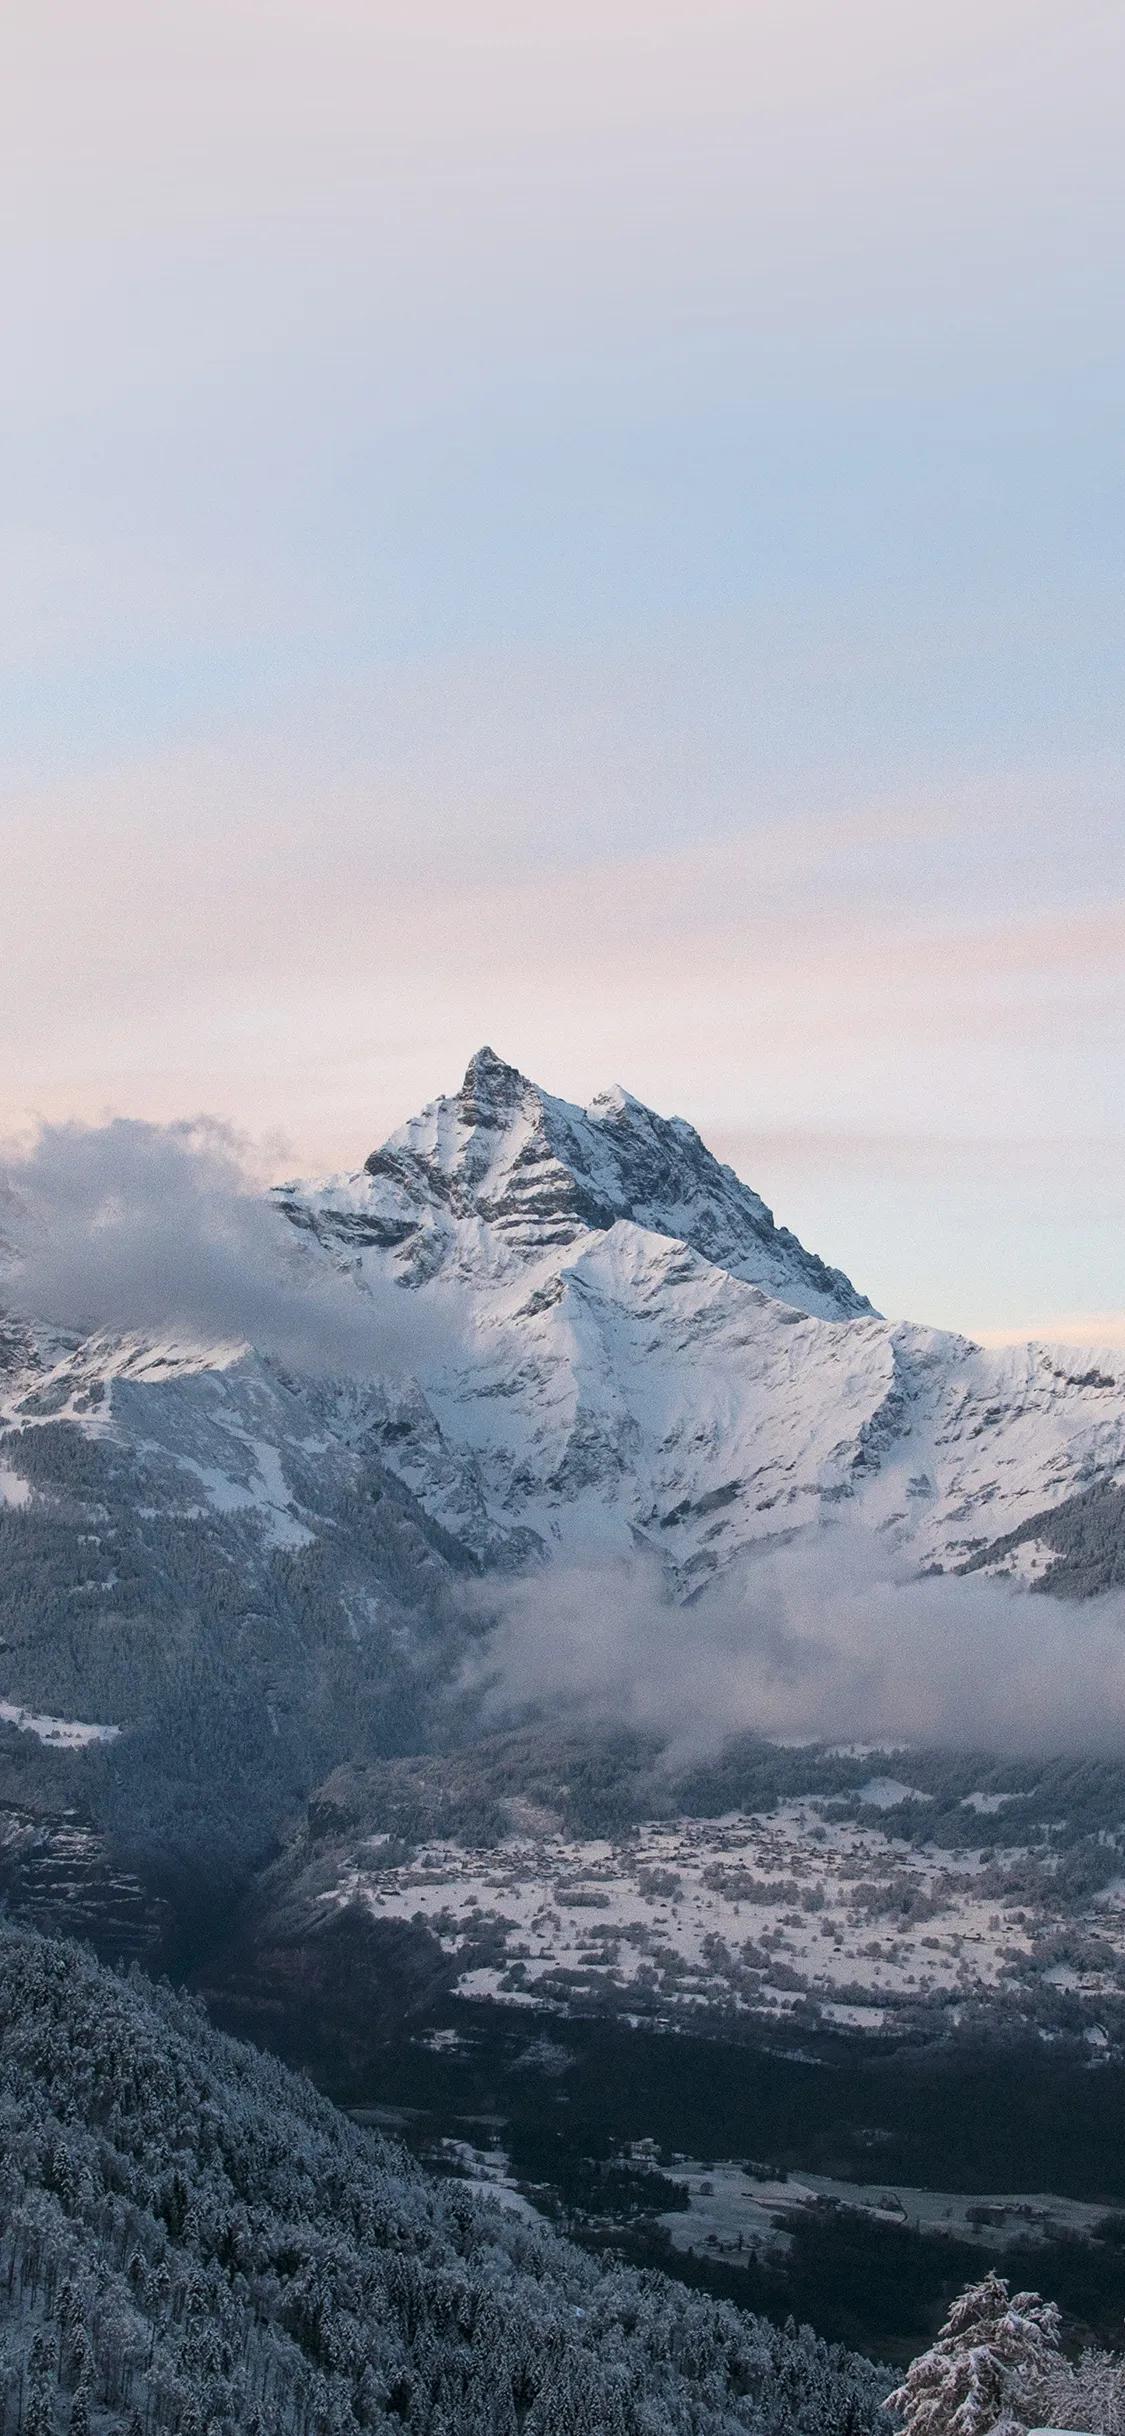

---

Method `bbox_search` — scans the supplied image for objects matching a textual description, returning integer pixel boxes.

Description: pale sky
[2,3,1123,1341]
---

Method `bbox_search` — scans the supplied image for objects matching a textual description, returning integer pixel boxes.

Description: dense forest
[0,1922,890,2436]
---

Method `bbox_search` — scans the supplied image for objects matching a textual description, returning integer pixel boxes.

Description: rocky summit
[287,1045,874,1315]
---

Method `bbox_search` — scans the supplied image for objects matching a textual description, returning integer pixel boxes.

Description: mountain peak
[296,1056,876,1321]
[586,1082,641,1120]
[458,1045,530,1121]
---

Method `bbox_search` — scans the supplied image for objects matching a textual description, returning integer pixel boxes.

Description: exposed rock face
[0,1804,168,1964]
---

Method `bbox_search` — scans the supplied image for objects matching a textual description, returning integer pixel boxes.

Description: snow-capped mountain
[1,1047,1123,1937]
[2,1049,1122,1614]
[269,1049,1125,1590]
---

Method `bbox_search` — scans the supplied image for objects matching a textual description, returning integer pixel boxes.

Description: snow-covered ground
[324,1795,1125,2041]
[0,1702,119,1749]
[657,2163,1115,2265]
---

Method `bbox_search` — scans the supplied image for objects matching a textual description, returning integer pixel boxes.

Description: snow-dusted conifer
[886,2275,1061,2436]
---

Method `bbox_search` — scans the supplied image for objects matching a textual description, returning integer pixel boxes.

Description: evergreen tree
[885,2275,1061,2436]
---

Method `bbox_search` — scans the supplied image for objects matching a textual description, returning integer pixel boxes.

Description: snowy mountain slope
[0,1044,1122,1963]
[0,1328,496,1882]
[368,1282,1125,1585]
[876,1329,1125,1578]
[0,1045,1122,1709]
[276,1052,1125,1587]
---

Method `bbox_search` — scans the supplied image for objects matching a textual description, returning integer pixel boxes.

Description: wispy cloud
[0,1117,452,1378]
[472,1537,1125,1759]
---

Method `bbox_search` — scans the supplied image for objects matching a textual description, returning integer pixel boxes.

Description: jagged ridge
[293,1046,874,1320]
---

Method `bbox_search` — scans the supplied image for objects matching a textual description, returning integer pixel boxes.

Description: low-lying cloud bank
[472,1535,1125,1757]
[0,1116,447,1379]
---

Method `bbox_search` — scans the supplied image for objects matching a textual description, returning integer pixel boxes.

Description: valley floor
[323,1789,1125,2050]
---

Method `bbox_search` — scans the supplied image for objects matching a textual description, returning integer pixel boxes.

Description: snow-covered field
[0,1701,120,1749]
[656,2163,1115,2265]
[325,1793,1125,2042]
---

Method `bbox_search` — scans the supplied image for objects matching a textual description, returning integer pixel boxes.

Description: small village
[328,1784,1125,2048]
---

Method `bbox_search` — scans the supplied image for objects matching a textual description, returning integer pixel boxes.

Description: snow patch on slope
[0,1701,119,1748]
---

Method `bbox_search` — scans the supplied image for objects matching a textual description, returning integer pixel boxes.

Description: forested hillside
[0,1923,888,2436]
[0,1406,478,1890]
